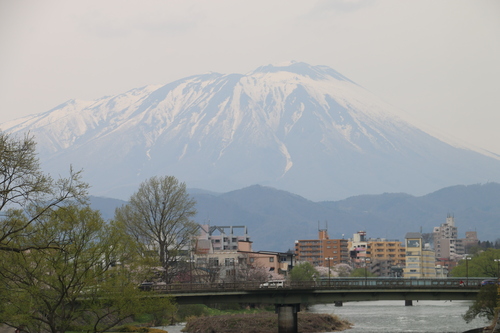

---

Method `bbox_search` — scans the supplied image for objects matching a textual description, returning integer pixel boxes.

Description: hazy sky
[1,0,499,154]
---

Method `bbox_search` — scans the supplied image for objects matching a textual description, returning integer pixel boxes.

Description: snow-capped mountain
[3,62,500,201]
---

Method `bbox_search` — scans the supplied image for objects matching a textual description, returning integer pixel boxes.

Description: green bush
[176,304,210,320]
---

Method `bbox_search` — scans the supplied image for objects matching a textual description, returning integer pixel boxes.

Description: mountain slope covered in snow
[2,62,499,201]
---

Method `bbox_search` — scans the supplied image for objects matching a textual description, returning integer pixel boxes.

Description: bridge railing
[312,277,484,289]
[146,278,484,293]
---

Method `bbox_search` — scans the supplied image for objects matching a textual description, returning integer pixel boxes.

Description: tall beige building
[433,215,479,260]
[404,232,436,278]
[433,215,458,260]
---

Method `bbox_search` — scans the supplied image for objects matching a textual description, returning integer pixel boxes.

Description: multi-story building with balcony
[194,224,295,282]
[368,238,406,277]
[404,232,436,278]
[197,225,251,252]
[294,229,349,266]
[348,231,406,277]
[433,215,459,260]
[433,215,479,262]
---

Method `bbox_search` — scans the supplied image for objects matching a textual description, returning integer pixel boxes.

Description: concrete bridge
[147,278,483,333]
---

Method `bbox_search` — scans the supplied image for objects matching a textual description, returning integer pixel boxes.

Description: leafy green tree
[462,285,499,323]
[139,296,177,326]
[449,249,500,325]
[0,205,168,333]
[0,131,87,253]
[289,262,319,282]
[115,175,198,283]
[450,249,500,278]
[350,268,377,278]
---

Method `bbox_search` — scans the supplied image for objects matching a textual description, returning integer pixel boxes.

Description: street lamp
[325,257,333,286]
[494,259,500,279]
[465,257,472,286]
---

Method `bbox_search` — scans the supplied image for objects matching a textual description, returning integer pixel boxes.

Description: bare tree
[0,131,87,253]
[193,259,222,284]
[115,175,198,283]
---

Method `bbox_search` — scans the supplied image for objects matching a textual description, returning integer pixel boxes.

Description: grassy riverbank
[183,312,352,333]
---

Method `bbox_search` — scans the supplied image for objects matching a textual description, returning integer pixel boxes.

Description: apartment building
[348,231,405,276]
[433,215,479,261]
[243,250,295,276]
[194,224,295,282]
[367,238,406,265]
[404,232,436,278]
[294,229,349,266]
[368,238,406,276]
[459,231,479,254]
[348,231,369,260]
[197,225,251,252]
[433,215,458,260]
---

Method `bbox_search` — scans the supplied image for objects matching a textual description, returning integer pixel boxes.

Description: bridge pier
[405,300,413,306]
[275,304,300,333]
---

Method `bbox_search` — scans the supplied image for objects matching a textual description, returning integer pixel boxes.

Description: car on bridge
[259,280,285,288]
[480,279,500,286]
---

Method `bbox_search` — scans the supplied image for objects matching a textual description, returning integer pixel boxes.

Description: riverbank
[182,312,352,333]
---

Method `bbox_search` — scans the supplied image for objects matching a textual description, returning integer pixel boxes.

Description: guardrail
[143,278,484,293]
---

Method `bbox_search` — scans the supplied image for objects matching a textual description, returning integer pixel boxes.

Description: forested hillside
[91,183,500,251]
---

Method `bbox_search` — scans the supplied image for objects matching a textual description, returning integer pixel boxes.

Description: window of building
[269,257,274,262]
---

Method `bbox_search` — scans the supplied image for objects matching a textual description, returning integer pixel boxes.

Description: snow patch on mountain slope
[2,62,499,201]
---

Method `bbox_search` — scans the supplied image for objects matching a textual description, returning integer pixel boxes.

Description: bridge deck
[145,278,483,305]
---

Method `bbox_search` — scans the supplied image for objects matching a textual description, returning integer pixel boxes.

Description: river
[311,300,489,333]
[157,300,490,333]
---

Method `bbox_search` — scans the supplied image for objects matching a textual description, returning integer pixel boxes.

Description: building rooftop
[405,232,422,239]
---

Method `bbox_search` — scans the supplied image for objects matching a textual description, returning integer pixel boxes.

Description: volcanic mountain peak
[2,62,499,201]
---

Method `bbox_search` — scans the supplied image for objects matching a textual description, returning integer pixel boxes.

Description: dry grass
[183,312,351,333]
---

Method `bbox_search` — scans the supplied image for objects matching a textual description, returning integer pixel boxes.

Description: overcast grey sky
[1,0,499,154]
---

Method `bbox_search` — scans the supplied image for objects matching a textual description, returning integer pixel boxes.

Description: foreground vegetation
[450,249,500,325]
[0,132,179,332]
[183,312,352,333]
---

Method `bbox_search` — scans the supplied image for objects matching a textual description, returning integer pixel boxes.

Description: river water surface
[158,300,490,333]
[311,300,489,333]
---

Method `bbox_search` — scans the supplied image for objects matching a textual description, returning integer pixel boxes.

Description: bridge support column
[275,304,300,333]
[405,300,413,306]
